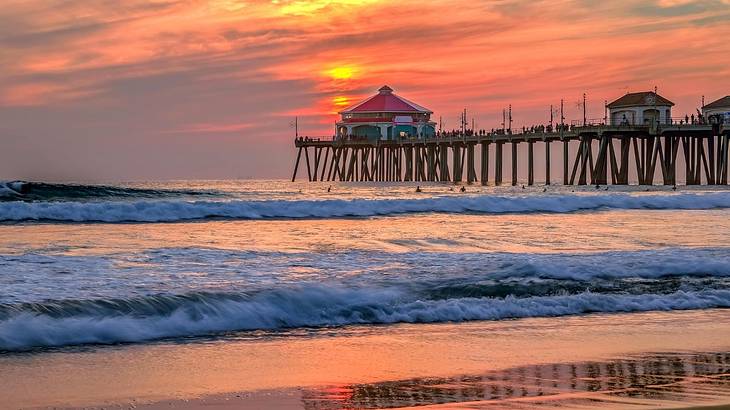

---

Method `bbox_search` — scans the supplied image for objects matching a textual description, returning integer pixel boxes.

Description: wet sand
[5,309,730,410]
[132,350,730,410]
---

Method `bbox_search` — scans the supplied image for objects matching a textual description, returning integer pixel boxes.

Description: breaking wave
[2,192,730,222]
[1,285,729,351]
[0,181,216,202]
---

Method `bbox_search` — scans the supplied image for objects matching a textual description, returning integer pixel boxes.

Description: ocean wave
[3,247,730,306]
[2,192,730,222]
[0,181,217,202]
[1,286,729,351]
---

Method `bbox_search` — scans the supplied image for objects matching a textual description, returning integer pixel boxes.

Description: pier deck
[292,123,730,186]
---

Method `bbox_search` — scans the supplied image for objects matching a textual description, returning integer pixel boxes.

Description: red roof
[340,85,432,114]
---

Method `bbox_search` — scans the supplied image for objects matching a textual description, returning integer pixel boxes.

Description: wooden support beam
[720,135,730,185]
[593,135,609,185]
[419,145,424,181]
[291,147,303,182]
[370,147,379,181]
[453,143,462,183]
[527,141,534,186]
[339,148,349,181]
[644,137,656,185]
[608,140,618,185]
[700,138,711,185]
[359,148,364,181]
[657,138,666,184]
[545,141,551,185]
[428,144,436,181]
[312,147,322,181]
[495,142,503,185]
[413,146,419,182]
[304,146,312,182]
[577,136,589,185]
[347,148,357,181]
[404,146,411,182]
[461,145,467,181]
[708,136,716,184]
[563,140,569,185]
[327,147,339,181]
[585,137,595,185]
[618,138,630,185]
[481,142,489,186]
[682,137,693,185]
[662,137,673,185]
[440,144,450,182]
[671,137,680,186]
[511,141,518,186]
[467,143,476,184]
[632,137,644,185]
[570,139,583,185]
[319,146,330,181]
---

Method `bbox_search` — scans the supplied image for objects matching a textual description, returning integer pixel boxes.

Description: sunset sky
[1,0,729,181]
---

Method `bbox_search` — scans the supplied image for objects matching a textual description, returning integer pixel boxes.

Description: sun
[327,66,356,80]
[276,0,381,16]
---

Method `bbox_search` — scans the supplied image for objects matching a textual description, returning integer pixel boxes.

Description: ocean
[1,179,730,409]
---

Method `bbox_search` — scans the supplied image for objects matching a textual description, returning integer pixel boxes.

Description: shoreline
[45,349,730,410]
[5,309,730,410]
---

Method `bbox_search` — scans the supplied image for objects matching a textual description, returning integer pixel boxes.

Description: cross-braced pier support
[293,124,729,186]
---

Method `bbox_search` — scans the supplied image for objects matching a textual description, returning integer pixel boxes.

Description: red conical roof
[340,85,432,114]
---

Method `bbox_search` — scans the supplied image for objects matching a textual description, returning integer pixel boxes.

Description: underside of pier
[292,124,730,186]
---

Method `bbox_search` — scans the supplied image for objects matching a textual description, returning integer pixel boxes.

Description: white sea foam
[1,287,729,351]
[2,192,730,222]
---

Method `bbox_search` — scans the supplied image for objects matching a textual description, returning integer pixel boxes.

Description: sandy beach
[4,308,729,410]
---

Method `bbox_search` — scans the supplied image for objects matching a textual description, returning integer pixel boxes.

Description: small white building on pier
[608,91,674,126]
[703,96,730,124]
[336,85,436,141]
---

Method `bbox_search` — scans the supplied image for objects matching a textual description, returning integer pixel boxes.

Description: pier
[292,122,730,186]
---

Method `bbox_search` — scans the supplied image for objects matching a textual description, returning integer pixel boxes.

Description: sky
[1,0,729,181]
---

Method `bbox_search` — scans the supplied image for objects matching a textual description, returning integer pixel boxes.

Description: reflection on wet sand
[302,352,730,409]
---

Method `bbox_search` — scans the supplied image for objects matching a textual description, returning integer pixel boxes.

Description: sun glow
[332,96,350,107]
[327,66,357,80]
[276,0,380,16]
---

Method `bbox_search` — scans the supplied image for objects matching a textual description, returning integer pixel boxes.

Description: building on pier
[703,96,730,124]
[607,91,674,126]
[336,85,436,141]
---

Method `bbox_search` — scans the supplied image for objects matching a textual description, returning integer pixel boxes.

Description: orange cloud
[1,0,730,178]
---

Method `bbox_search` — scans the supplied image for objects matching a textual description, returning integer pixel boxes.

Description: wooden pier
[292,123,730,186]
